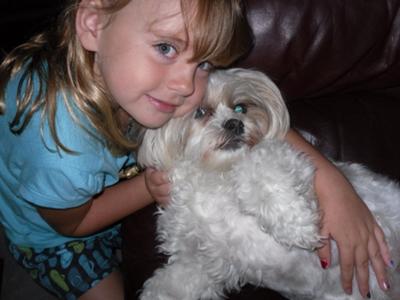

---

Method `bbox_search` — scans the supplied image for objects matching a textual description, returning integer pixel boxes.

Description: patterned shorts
[7,230,122,300]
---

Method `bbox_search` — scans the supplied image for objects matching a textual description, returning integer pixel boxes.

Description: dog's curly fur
[137,68,400,300]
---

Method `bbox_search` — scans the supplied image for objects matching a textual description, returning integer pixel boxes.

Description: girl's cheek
[173,94,199,117]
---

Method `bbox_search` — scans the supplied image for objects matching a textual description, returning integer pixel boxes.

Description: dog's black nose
[223,119,244,135]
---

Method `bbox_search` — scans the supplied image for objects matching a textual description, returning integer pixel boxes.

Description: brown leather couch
[1,1,400,299]
[122,0,400,299]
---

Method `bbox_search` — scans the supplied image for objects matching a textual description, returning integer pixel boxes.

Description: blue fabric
[0,70,134,248]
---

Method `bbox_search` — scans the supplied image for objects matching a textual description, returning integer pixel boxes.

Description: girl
[0,1,391,300]
[0,0,252,299]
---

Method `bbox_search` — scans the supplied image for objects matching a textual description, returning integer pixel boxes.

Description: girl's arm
[36,168,170,236]
[286,129,390,297]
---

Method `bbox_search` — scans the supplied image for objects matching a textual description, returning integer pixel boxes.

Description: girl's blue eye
[198,61,213,72]
[194,107,207,119]
[155,43,177,58]
[234,104,247,114]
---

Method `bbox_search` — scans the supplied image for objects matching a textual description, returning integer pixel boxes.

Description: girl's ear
[75,0,103,52]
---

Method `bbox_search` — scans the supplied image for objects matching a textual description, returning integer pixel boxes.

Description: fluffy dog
[137,68,400,300]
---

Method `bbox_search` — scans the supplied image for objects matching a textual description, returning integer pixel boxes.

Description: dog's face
[138,68,290,171]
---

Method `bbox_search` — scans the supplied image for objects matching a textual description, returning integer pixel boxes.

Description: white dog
[137,68,400,300]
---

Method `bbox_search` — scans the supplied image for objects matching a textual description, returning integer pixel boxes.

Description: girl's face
[77,0,211,129]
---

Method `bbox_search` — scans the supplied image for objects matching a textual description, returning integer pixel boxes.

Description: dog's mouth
[218,137,246,150]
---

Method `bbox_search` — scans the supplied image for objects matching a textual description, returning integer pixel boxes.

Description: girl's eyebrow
[147,14,189,49]
[151,29,189,50]
[155,33,187,47]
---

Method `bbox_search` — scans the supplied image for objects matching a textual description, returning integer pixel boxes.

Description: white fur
[137,68,400,300]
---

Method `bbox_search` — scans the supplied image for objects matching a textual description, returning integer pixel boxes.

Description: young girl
[0,1,391,300]
[0,0,252,299]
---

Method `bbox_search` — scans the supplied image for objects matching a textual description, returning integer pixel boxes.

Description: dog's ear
[138,118,189,170]
[245,69,290,139]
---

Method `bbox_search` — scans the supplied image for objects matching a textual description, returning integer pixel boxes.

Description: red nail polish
[320,259,329,269]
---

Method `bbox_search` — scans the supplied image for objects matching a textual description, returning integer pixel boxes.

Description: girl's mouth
[147,95,180,113]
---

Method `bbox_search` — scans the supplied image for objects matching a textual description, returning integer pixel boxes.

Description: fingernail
[383,280,391,290]
[320,259,329,269]
[344,288,352,295]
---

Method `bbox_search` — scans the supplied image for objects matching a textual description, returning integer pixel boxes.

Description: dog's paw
[271,221,323,250]
[255,195,323,250]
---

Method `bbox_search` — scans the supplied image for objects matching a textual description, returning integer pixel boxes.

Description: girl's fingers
[368,241,389,293]
[144,168,171,205]
[145,168,170,185]
[340,227,390,298]
[374,225,391,267]
[369,227,391,292]
[354,245,370,297]
[316,231,331,269]
[338,243,355,295]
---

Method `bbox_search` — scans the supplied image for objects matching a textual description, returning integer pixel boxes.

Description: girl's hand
[285,129,391,297]
[144,167,171,206]
[315,166,391,298]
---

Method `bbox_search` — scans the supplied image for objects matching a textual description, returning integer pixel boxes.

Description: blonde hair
[0,0,253,155]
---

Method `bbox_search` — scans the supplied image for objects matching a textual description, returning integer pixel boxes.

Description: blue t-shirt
[0,70,134,248]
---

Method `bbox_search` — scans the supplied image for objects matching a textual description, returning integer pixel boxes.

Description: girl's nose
[166,64,196,97]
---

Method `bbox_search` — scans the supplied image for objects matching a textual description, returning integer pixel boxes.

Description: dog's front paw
[248,189,322,250]
[234,139,323,250]
[262,192,322,250]
[269,216,322,250]
[237,180,322,250]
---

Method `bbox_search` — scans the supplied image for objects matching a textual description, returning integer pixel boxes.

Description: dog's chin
[200,143,249,172]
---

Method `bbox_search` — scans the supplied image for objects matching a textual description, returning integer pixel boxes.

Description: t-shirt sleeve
[15,91,121,209]
[18,162,105,209]
[4,70,128,210]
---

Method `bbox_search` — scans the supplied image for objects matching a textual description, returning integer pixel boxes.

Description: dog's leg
[239,185,321,250]
[233,139,322,250]
[139,259,225,300]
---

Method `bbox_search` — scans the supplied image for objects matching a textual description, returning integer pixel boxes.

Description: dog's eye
[234,104,247,114]
[194,107,207,119]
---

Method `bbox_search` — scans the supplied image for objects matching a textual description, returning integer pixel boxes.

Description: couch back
[239,0,400,101]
